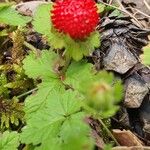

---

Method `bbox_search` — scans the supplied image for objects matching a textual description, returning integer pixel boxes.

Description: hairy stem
[97,117,120,146]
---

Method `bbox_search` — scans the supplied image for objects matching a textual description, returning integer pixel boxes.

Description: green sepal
[48,29,100,61]
[32,3,53,36]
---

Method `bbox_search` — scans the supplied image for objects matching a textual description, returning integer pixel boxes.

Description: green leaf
[24,81,64,118]
[21,90,93,150]
[58,112,94,150]
[0,2,14,11]
[0,6,31,26]
[23,49,65,118]
[109,9,124,17]
[64,60,94,90]
[0,131,19,150]
[23,50,58,80]
[22,48,93,149]
[141,43,150,65]
[33,3,53,36]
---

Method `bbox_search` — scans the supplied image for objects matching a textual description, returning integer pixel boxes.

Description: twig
[144,0,150,11]
[17,87,38,99]
[99,0,143,28]
[126,6,150,18]
[114,0,143,28]
[133,8,150,18]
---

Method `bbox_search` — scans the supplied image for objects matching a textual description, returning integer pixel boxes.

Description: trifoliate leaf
[23,50,58,80]
[33,3,53,36]
[0,7,31,26]
[141,43,150,65]
[22,43,94,149]
[21,90,93,150]
[0,131,19,150]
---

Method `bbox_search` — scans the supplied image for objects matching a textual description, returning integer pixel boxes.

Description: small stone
[124,74,149,108]
[103,38,138,74]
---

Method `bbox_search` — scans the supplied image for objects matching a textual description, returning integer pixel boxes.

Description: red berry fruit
[51,0,99,39]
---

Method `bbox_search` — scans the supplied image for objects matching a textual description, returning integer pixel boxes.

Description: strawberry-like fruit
[51,0,99,39]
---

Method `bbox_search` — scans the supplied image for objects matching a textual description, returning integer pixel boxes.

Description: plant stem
[97,117,120,146]
[61,56,71,74]
[82,103,120,146]
[17,87,38,99]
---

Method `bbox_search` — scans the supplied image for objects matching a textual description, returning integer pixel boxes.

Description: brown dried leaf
[112,146,150,150]
[112,129,144,146]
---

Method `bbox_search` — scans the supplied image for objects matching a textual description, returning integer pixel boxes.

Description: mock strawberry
[51,0,99,39]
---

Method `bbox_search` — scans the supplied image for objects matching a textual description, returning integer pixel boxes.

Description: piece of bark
[112,129,144,146]
[124,74,149,108]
